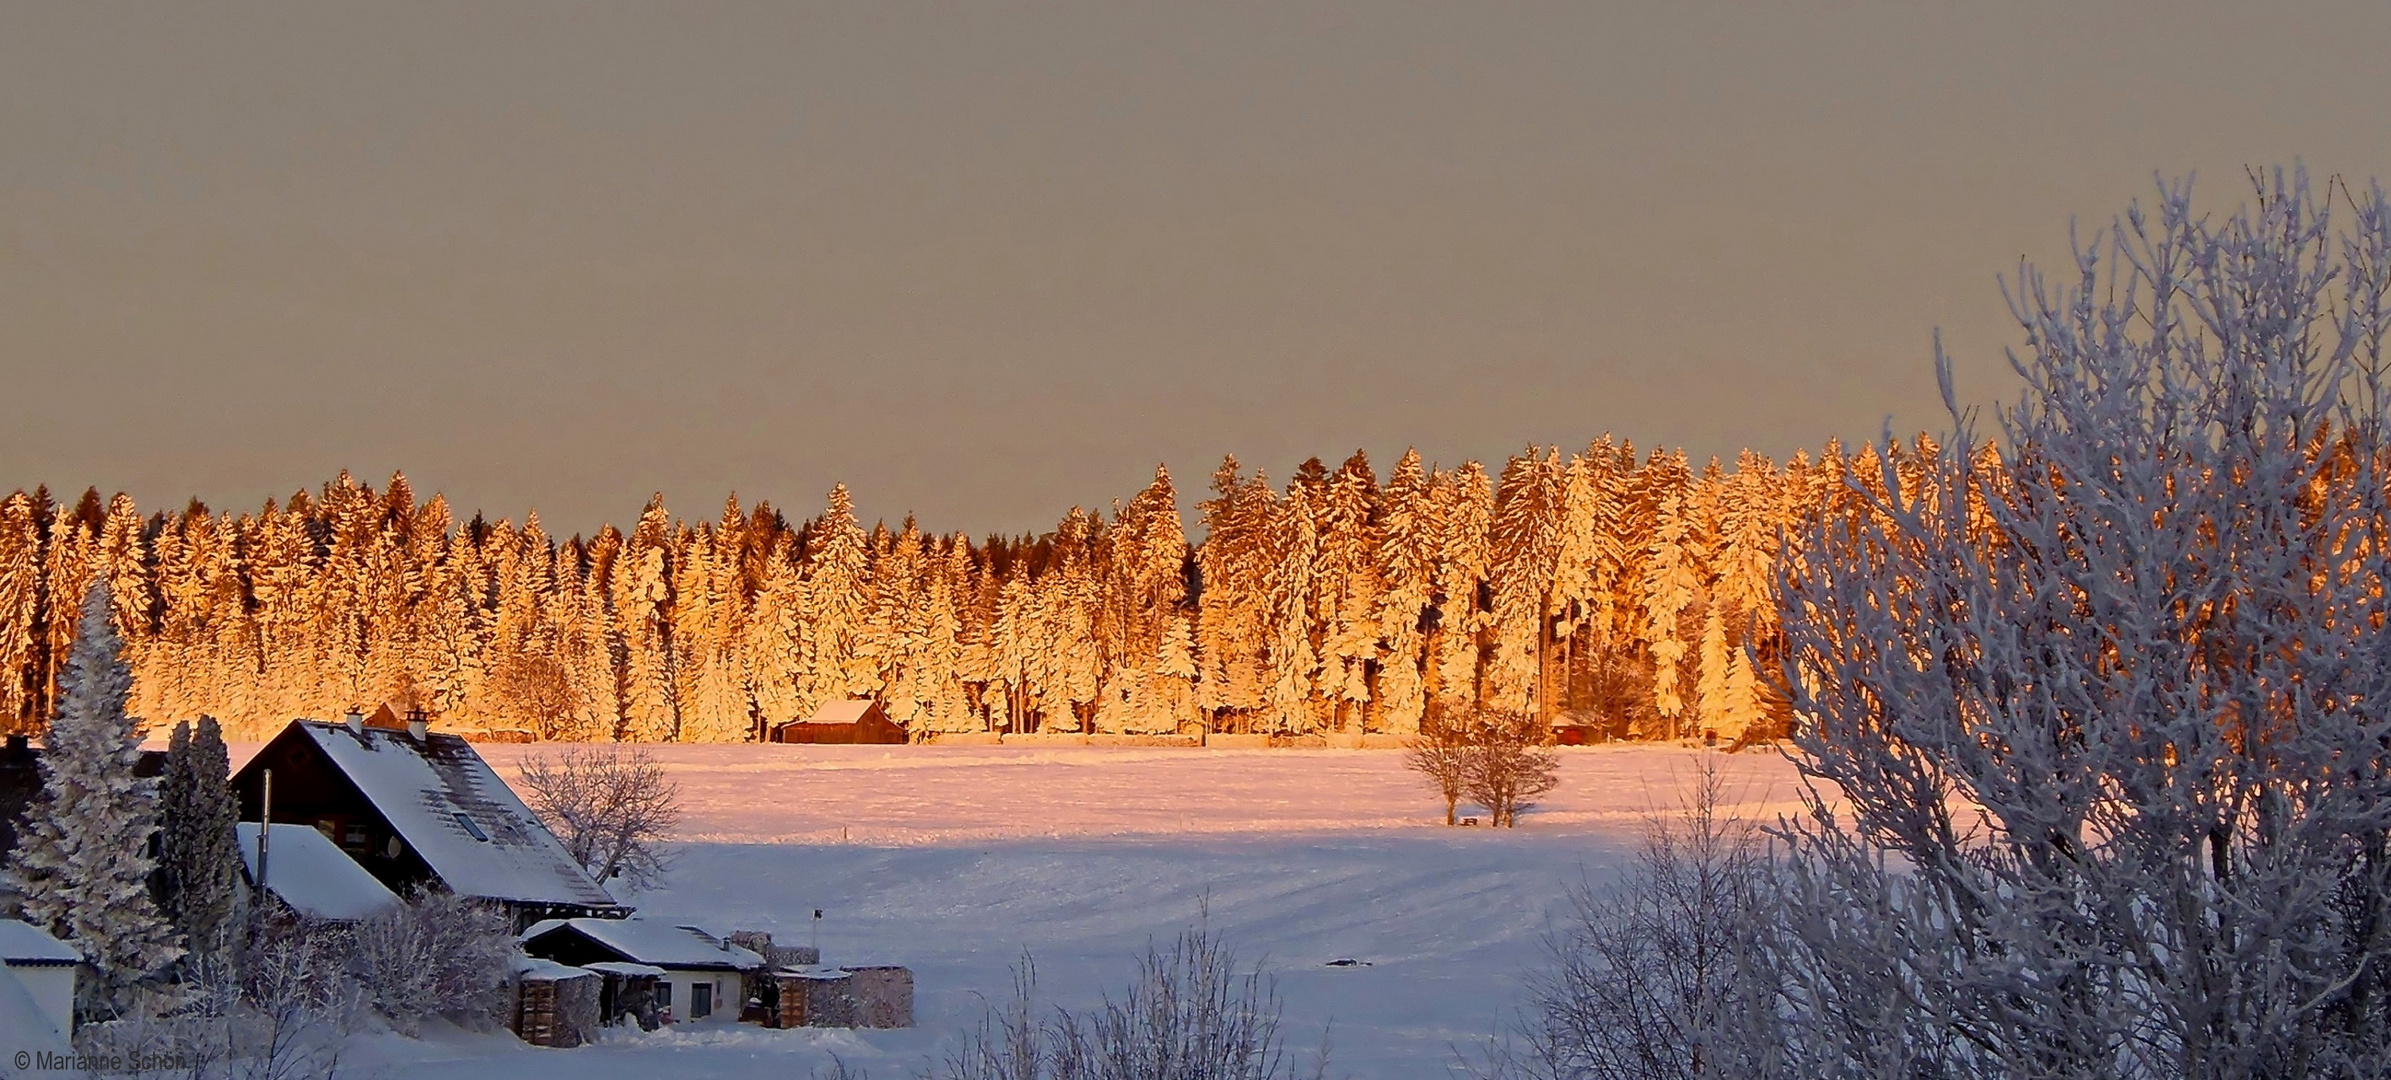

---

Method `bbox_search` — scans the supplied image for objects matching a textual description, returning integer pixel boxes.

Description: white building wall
[7,964,74,1035]
[654,969,740,1023]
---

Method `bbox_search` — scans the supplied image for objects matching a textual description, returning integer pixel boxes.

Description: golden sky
[4,2,2388,534]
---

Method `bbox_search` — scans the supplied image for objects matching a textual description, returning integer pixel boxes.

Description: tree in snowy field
[517,744,682,891]
[1461,707,1560,828]
[1407,704,1475,825]
[1776,170,2391,1077]
[157,715,242,973]
[2,580,181,1016]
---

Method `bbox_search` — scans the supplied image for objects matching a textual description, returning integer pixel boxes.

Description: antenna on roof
[257,769,273,898]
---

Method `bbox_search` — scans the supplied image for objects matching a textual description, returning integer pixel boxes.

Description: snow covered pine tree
[3,580,180,1017]
[1777,170,2391,1078]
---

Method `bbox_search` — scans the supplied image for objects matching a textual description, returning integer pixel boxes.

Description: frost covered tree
[1433,463,1496,712]
[0,492,38,731]
[1640,489,1701,736]
[1777,170,2391,1078]
[517,744,682,891]
[3,580,180,1015]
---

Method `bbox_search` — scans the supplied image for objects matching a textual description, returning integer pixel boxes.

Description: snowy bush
[938,928,1325,1080]
[1478,759,1781,1080]
[1774,169,2391,1077]
[348,888,515,1036]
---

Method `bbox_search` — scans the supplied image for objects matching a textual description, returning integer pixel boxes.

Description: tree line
[0,436,1952,743]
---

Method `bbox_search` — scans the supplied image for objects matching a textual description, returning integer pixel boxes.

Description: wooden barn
[770,699,907,745]
[230,713,627,929]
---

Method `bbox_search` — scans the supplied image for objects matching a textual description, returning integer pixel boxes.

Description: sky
[4,2,2389,538]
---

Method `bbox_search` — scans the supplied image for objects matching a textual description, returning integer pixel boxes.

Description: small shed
[0,920,79,1038]
[770,700,906,744]
[511,957,601,1048]
[237,823,403,923]
[772,966,855,1028]
[763,964,913,1029]
[520,918,764,1024]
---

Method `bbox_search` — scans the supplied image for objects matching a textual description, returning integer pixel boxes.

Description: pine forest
[0,435,1948,744]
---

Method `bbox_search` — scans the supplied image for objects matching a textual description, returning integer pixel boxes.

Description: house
[770,699,906,745]
[0,920,78,1038]
[230,716,627,930]
[519,918,763,1024]
[237,822,402,923]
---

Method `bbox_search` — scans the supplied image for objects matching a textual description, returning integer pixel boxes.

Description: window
[344,826,369,852]
[656,981,672,1011]
[452,813,489,841]
[691,982,712,1019]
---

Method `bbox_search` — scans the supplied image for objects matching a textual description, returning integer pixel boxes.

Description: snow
[236,741,1804,1080]
[522,919,765,971]
[515,957,596,981]
[237,823,402,922]
[584,961,666,978]
[0,920,77,965]
[805,700,879,726]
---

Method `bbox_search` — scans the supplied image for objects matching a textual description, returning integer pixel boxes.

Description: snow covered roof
[0,920,77,966]
[780,965,852,980]
[513,956,596,981]
[237,823,402,922]
[284,721,619,910]
[584,961,665,978]
[805,700,878,725]
[521,918,765,972]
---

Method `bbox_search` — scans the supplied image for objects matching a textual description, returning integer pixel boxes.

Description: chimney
[345,709,365,734]
[405,707,428,741]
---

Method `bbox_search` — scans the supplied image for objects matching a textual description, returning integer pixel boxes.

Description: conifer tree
[0,493,39,731]
[1641,489,1701,735]
[1431,463,1494,712]
[156,716,239,970]
[619,497,678,740]
[799,485,872,715]
[4,581,180,1015]
[1694,605,1730,738]
[1374,450,1436,734]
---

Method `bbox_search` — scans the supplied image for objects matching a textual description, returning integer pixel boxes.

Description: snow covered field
[255,743,1808,1080]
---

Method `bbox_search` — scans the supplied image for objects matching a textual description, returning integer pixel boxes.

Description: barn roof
[0,920,77,966]
[521,917,765,972]
[276,721,619,911]
[803,699,878,725]
[238,823,402,922]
